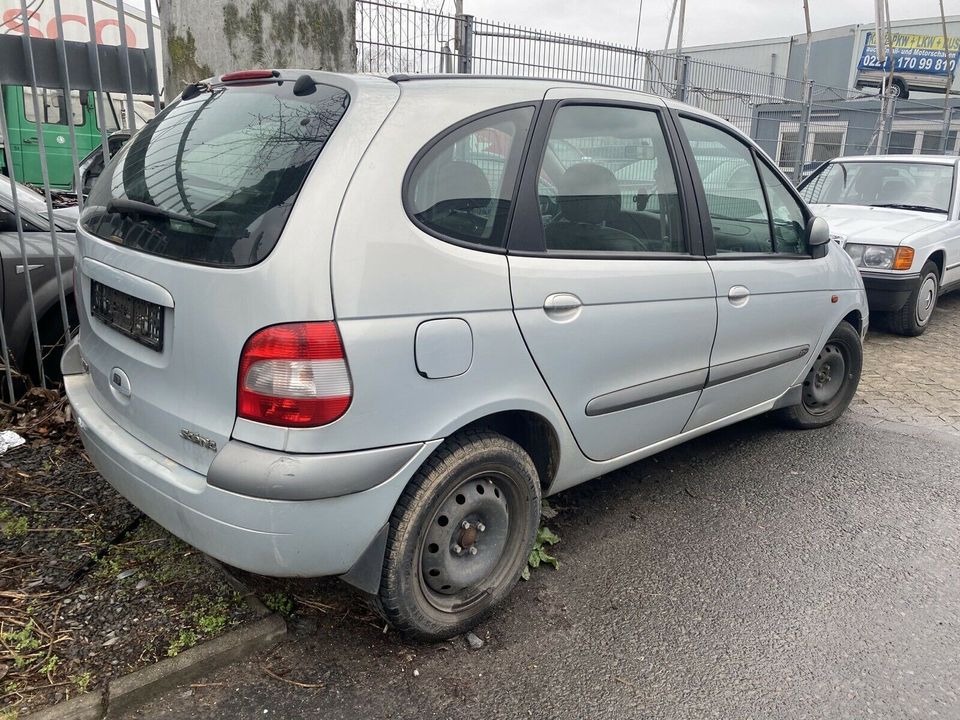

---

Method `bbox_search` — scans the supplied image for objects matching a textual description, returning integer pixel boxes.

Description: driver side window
[537,105,685,254]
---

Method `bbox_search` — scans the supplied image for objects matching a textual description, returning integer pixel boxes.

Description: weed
[0,708,18,720]
[1,514,29,539]
[262,591,294,616]
[2,620,42,668]
[71,672,93,693]
[40,654,59,676]
[189,596,231,636]
[521,526,561,581]
[166,629,198,657]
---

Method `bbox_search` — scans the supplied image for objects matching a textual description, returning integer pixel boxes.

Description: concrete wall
[159,0,356,102]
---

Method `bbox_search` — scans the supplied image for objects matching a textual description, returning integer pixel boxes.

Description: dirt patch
[0,392,256,717]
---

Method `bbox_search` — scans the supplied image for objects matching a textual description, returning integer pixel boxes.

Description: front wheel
[889,261,939,336]
[776,321,862,429]
[375,430,541,641]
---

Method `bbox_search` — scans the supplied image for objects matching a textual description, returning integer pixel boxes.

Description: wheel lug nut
[477,523,486,532]
[461,520,471,530]
[453,544,462,555]
[469,546,478,555]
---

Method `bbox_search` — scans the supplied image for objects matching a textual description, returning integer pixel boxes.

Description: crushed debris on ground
[1,392,256,717]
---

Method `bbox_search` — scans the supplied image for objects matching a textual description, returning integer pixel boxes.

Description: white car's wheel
[890,261,939,336]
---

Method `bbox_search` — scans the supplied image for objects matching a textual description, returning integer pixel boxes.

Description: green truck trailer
[0,85,124,189]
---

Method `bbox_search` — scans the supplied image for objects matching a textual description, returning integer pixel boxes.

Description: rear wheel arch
[457,410,561,494]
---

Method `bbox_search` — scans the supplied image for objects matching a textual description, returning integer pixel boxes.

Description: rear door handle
[727,285,750,307]
[543,292,582,321]
[22,136,38,145]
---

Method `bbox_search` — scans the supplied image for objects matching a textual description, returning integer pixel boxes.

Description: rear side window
[406,106,534,248]
[81,82,349,267]
[537,105,685,254]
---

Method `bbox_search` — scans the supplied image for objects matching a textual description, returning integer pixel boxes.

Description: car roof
[827,154,960,166]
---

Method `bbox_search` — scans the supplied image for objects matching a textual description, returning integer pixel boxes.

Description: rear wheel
[375,430,541,641]
[776,321,862,429]
[889,261,939,336]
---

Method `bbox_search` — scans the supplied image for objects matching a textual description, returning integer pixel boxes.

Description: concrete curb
[21,690,106,720]
[106,614,286,718]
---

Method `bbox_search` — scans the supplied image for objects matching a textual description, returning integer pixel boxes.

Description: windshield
[800,161,954,214]
[80,81,349,267]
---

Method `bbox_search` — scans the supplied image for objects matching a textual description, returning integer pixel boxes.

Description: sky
[467,0,960,51]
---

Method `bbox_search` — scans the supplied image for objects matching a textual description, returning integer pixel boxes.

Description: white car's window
[407,106,534,248]
[537,105,685,254]
[801,161,953,214]
[680,118,773,254]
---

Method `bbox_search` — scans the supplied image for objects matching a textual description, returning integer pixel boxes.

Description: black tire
[375,429,541,641]
[889,77,909,99]
[889,260,939,337]
[776,321,862,430]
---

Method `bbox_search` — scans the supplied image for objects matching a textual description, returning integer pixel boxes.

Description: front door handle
[22,136,38,145]
[543,292,582,321]
[727,285,750,307]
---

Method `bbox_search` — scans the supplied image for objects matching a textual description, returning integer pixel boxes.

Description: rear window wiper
[871,203,946,214]
[106,198,217,229]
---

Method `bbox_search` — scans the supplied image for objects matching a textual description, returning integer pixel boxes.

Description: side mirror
[79,90,91,108]
[806,216,830,258]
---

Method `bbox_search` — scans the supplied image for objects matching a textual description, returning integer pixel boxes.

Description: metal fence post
[939,103,953,154]
[674,55,690,102]
[880,96,897,154]
[456,14,474,74]
[793,81,814,183]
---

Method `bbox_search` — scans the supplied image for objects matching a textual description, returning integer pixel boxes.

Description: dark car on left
[1,174,77,387]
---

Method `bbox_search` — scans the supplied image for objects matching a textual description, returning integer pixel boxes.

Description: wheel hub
[421,476,510,596]
[916,275,938,325]
[803,343,846,409]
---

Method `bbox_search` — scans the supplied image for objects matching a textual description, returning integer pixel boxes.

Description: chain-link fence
[356,0,960,184]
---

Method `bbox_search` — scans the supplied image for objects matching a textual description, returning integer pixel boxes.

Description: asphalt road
[131,411,960,720]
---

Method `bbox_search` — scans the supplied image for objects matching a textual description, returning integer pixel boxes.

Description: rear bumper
[860,271,920,313]
[63,357,439,578]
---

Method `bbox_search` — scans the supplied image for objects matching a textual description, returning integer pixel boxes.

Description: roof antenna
[293,74,317,96]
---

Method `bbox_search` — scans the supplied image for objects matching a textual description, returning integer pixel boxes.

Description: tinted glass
[800,161,953,214]
[407,107,534,248]
[760,163,807,254]
[681,118,772,254]
[538,105,684,253]
[81,82,349,267]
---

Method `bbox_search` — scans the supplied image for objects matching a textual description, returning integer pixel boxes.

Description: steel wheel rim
[802,342,848,415]
[417,470,522,614]
[915,274,938,326]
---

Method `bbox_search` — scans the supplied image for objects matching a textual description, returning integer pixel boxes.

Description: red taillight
[220,69,278,82]
[237,322,352,428]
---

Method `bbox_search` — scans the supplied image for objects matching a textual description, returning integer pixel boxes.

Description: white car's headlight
[844,243,915,271]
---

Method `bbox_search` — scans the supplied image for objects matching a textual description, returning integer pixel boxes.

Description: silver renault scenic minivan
[63,71,868,640]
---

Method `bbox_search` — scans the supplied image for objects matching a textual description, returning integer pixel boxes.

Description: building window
[777,131,801,171]
[888,130,917,155]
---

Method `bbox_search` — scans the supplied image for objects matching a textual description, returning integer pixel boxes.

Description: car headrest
[558,163,622,225]
[431,161,491,210]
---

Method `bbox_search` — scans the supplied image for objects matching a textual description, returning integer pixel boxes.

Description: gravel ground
[0,393,256,717]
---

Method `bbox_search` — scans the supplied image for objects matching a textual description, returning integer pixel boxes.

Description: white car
[799,155,960,336]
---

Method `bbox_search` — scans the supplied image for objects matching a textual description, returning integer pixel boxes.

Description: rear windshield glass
[81,81,349,267]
